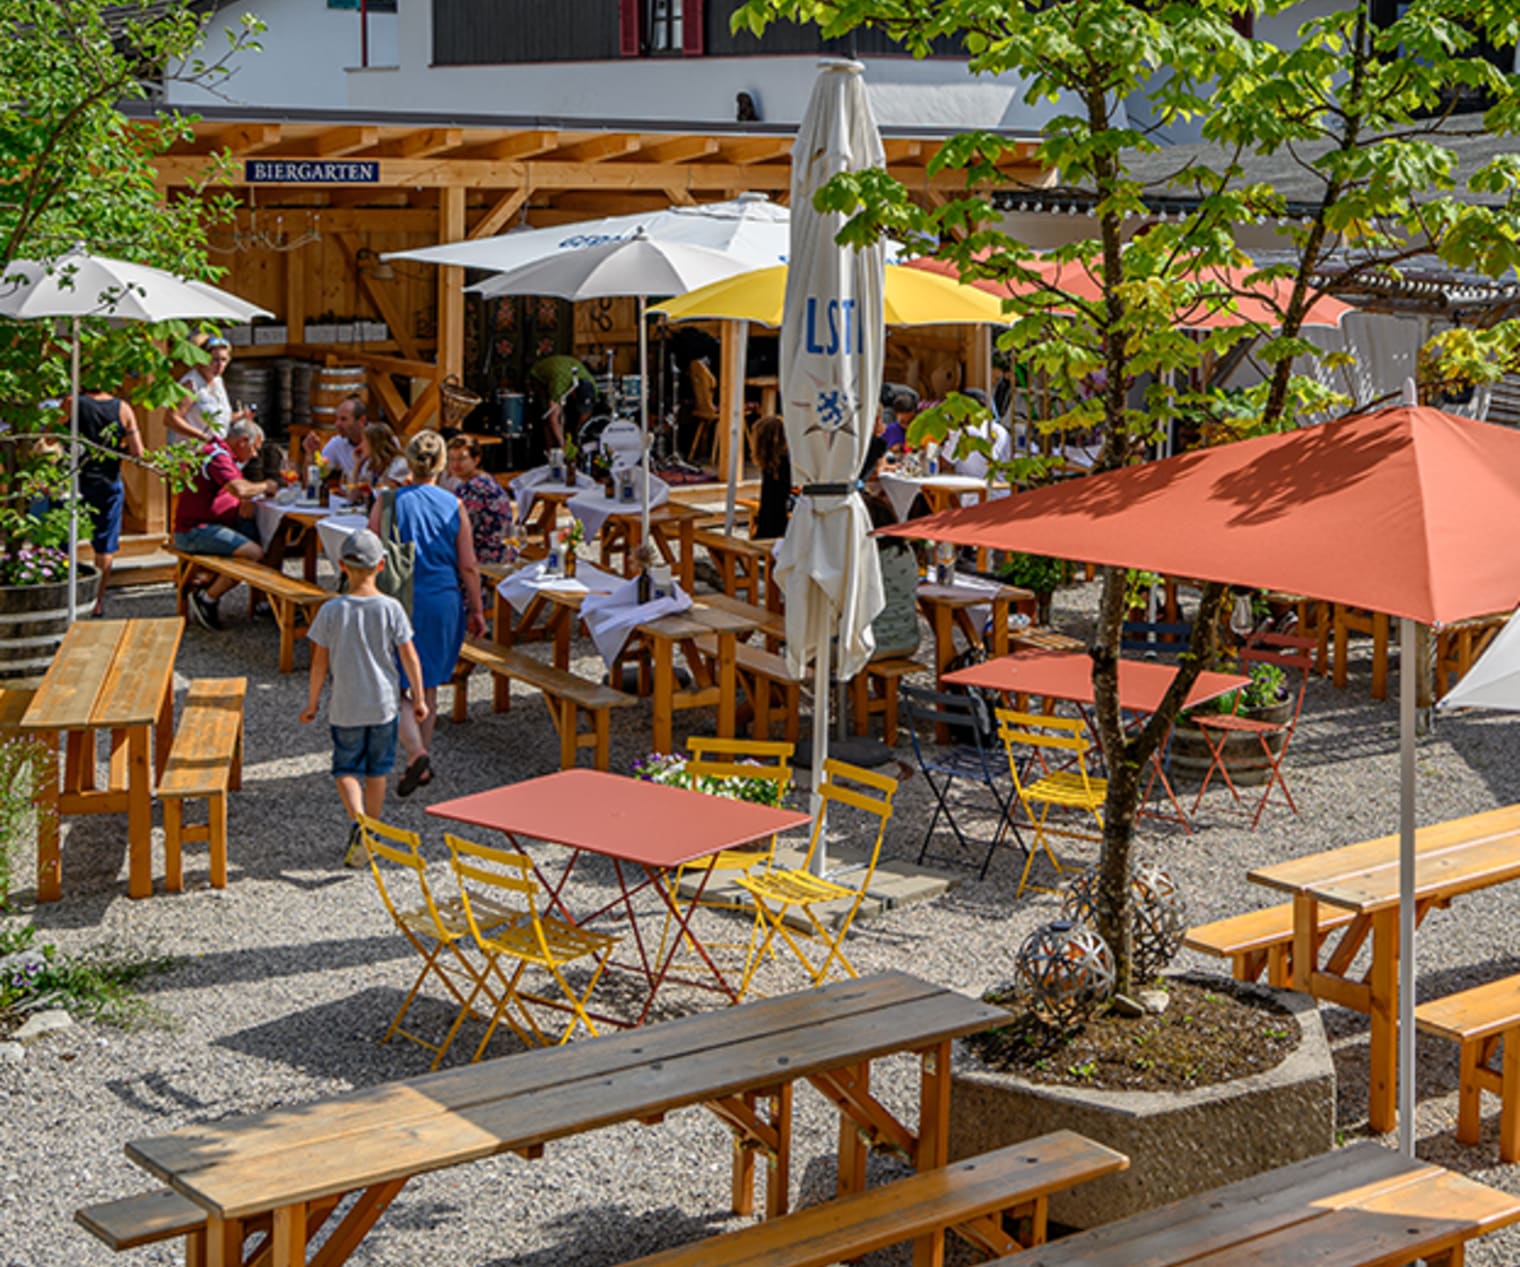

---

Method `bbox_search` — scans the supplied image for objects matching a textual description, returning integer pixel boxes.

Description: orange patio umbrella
[905,254,1353,329]
[881,402,1520,1157]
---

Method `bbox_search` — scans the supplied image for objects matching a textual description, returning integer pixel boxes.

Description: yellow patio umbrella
[650,261,1009,327]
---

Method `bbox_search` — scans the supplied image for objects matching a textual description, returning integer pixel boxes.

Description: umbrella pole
[1398,616,1417,1156]
[811,620,830,876]
[67,318,81,625]
[639,295,651,546]
[723,321,749,536]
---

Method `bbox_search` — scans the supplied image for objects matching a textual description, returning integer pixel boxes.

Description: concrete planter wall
[948,978,1333,1229]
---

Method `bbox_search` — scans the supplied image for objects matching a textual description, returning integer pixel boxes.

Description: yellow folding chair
[656,737,795,969]
[994,710,1107,897]
[734,759,897,996]
[444,833,619,1056]
[355,815,513,1070]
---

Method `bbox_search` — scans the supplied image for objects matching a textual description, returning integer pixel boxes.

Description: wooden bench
[0,686,58,902]
[695,529,775,608]
[1183,902,1357,988]
[1332,603,1390,700]
[1416,974,1520,1162]
[849,656,924,747]
[76,1189,208,1257]
[168,549,331,673]
[1436,612,1508,699]
[696,634,805,743]
[457,640,635,770]
[699,590,786,652]
[624,1134,1128,1267]
[159,678,246,893]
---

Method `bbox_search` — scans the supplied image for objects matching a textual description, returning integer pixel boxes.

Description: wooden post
[962,324,992,392]
[438,186,466,383]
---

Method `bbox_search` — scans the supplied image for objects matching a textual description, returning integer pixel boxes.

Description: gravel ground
[5,570,1520,1266]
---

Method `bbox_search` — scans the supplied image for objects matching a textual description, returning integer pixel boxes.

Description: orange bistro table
[944,651,1248,831]
[428,770,811,1024]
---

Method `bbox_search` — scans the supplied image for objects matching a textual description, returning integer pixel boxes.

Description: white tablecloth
[510,466,597,523]
[568,472,670,537]
[878,473,988,522]
[580,574,692,666]
[495,558,622,615]
[314,513,371,570]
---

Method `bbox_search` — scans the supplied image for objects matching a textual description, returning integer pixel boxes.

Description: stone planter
[1170,698,1291,788]
[948,977,1333,1229]
[0,565,99,683]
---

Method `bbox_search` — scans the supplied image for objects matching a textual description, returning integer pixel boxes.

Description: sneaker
[188,588,223,631]
[343,822,366,868]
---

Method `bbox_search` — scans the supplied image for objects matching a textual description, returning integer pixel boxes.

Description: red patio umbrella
[905,254,1353,330]
[882,403,1520,1156]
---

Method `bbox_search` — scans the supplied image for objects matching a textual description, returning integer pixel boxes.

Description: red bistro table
[428,770,811,1025]
[943,651,1248,831]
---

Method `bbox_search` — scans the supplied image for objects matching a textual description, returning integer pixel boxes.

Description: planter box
[948,977,1333,1229]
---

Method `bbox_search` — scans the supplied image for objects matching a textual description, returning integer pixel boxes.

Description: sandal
[397,753,431,798]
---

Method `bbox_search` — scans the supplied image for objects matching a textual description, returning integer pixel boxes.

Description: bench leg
[230,721,244,793]
[209,791,228,890]
[184,1225,206,1267]
[1502,1031,1520,1163]
[164,798,184,893]
[836,1062,869,1197]
[559,698,578,770]
[766,1081,792,1221]
[274,599,296,674]
[883,678,900,747]
[850,676,869,737]
[731,1091,758,1218]
[593,708,611,772]
[451,665,471,723]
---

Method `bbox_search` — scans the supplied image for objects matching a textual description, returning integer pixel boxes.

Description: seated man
[301,393,366,481]
[173,434,278,631]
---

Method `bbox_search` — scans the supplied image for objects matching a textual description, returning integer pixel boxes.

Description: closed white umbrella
[775,59,887,852]
[1437,608,1520,711]
[0,247,272,623]
[465,231,752,542]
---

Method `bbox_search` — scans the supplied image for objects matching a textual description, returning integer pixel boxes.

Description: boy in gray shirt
[300,529,427,865]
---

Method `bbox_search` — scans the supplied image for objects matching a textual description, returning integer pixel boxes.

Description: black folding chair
[901,684,1025,880]
[1120,619,1194,660]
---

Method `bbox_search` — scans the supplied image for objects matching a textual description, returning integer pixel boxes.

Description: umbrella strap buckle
[801,482,858,497]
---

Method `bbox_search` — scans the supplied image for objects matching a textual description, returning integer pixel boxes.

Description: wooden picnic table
[1249,802,1520,1135]
[992,1140,1520,1267]
[428,769,811,1022]
[916,580,1035,685]
[20,617,183,901]
[592,501,705,591]
[124,972,1006,1266]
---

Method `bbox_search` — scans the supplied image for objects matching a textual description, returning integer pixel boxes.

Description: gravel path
[5,572,1520,1266]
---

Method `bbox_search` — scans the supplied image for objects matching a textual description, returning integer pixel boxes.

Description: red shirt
[173,441,244,533]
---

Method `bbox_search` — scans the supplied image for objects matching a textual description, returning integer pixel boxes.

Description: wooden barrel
[310,365,367,426]
[0,567,100,684]
[223,364,274,430]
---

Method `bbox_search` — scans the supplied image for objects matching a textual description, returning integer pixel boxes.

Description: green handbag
[376,489,416,616]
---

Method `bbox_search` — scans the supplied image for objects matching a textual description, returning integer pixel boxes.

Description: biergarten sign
[244,159,380,184]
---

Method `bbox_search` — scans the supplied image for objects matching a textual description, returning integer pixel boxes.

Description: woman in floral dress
[446,434,514,565]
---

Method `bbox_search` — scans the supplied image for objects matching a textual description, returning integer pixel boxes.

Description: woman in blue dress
[368,429,485,795]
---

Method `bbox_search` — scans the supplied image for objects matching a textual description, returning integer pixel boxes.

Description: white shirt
[178,370,232,437]
[946,419,1011,480]
[319,434,359,480]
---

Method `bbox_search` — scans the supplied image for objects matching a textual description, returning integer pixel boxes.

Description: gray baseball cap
[339,529,384,569]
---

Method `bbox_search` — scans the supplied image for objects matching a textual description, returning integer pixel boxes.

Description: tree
[0,0,263,567]
[737,0,1520,993]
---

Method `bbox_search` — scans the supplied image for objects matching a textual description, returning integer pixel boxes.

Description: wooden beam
[723,138,793,166]
[467,186,531,240]
[557,134,642,164]
[473,130,559,161]
[335,231,421,361]
[321,188,411,210]
[381,128,464,160]
[664,187,695,206]
[401,377,442,437]
[217,124,282,155]
[368,368,411,430]
[225,207,440,231]
[314,126,381,157]
[437,186,466,382]
[645,137,720,164]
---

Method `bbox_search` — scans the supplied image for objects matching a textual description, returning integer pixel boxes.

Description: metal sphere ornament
[1013,919,1115,1028]
[1060,864,1187,981]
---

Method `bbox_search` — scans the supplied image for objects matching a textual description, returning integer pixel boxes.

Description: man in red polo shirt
[172,436,278,630]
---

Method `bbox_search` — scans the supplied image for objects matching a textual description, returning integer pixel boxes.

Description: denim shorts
[173,519,259,557]
[330,718,399,779]
[81,478,124,555]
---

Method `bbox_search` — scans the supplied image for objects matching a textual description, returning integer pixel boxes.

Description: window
[620,0,703,56]
[647,0,682,52]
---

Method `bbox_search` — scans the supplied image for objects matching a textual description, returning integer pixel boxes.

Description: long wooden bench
[1416,973,1520,1162]
[695,529,775,608]
[168,548,331,673]
[1183,902,1358,987]
[0,686,58,902]
[849,655,924,747]
[624,1134,1128,1267]
[160,678,247,893]
[457,640,636,770]
[76,1189,207,1257]
[696,634,805,743]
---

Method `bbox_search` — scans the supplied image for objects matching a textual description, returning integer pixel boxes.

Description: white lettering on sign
[244,160,380,184]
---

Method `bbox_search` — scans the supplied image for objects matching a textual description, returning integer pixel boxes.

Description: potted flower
[562,519,585,579]
[1171,658,1292,787]
[998,552,1066,625]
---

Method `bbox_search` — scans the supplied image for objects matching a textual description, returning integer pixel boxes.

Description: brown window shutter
[620,0,641,55]
[682,0,705,55]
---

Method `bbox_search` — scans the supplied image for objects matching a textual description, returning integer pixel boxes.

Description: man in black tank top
[72,389,143,615]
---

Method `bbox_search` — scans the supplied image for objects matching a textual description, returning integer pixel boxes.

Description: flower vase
[564,548,578,580]
[564,456,578,485]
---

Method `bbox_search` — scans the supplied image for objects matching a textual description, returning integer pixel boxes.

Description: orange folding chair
[1190,633,1317,828]
[355,815,512,1069]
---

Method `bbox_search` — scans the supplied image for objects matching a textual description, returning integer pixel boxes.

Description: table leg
[1368,906,1398,1135]
[836,1061,870,1197]
[126,725,152,900]
[1290,893,1318,993]
[652,638,675,754]
[270,1203,307,1267]
[303,528,318,584]
[154,676,174,782]
[108,728,129,790]
[916,1039,952,1171]
[715,632,737,739]
[33,730,60,904]
[65,730,94,793]
[990,598,1009,659]
[202,1216,245,1267]
[678,518,695,591]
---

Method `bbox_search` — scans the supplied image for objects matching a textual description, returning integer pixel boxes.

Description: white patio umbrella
[776,60,887,853]
[0,247,272,622]
[1437,609,1520,711]
[465,231,752,541]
